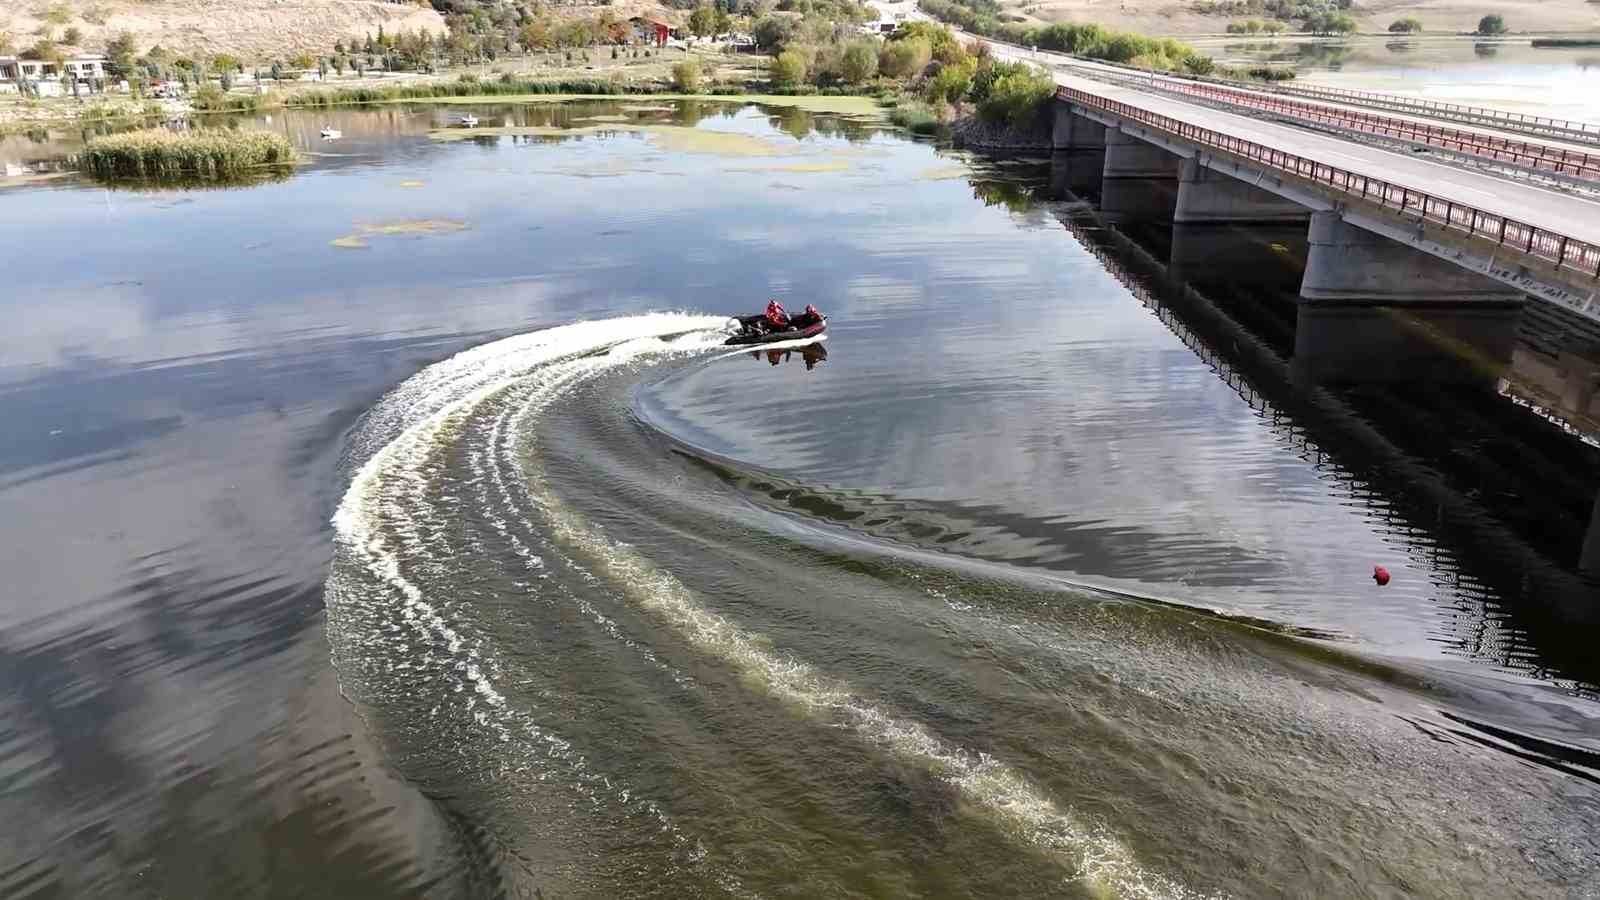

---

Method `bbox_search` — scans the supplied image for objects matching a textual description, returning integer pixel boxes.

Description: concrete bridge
[1039,68,1600,386]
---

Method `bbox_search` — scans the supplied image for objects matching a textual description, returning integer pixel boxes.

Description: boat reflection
[749,341,828,370]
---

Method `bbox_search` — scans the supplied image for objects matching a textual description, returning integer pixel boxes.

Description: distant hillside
[1,0,447,61]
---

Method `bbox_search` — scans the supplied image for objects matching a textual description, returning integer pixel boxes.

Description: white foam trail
[327,314,733,878]
[329,312,1198,898]
[503,346,1204,900]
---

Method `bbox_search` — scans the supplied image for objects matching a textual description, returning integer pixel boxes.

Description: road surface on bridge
[1042,66,1600,246]
[1031,51,1600,159]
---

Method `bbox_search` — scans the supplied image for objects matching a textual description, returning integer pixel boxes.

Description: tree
[519,19,553,51]
[770,47,807,87]
[211,53,241,73]
[752,15,794,51]
[689,4,717,39]
[1477,14,1507,35]
[555,19,594,49]
[1387,17,1422,33]
[839,38,877,83]
[0,32,12,55]
[714,9,732,38]
[62,26,81,46]
[105,31,137,77]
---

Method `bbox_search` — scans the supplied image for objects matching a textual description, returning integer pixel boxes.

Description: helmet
[804,304,820,318]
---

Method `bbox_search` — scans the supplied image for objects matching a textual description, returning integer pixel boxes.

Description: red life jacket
[765,301,788,327]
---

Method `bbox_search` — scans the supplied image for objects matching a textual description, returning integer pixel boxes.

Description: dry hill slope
[2,0,446,61]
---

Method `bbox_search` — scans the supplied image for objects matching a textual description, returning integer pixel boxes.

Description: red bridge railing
[1057,85,1600,279]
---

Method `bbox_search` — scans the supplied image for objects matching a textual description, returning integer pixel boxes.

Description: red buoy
[1373,565,1391,586]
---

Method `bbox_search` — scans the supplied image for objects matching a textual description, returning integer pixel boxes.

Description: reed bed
[80,128,297,180]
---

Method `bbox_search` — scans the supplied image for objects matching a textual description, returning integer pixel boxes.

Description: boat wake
[325,314,1200,898]
[325,314,1598,898]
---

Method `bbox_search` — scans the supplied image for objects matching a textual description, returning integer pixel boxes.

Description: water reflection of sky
[3,99,1599,896]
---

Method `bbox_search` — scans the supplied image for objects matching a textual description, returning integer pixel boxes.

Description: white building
[0,53,108,85]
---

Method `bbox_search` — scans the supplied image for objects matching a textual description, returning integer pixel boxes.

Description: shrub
[1477,14,1507,35]
[671,59,702,91]
[192,83,227,110]
[888,98,940,134]
[1182,54,1215,75]
[978,66,1052,126]
[839,39,879,83]
[923,58,973,104]
[1388,17,1422,33]
[80,128,297,180]
[880,36,932,78]
[770,48,808,87]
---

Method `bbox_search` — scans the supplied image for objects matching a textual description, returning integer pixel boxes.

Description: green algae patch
[427,123,644,141]
[644,126,783,157]
[401,93,884,117]
[399,179,425,188]
[332,219,470,249]
[917,165,969,181]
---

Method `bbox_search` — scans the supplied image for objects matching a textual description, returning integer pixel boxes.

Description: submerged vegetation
[80,128,296,180]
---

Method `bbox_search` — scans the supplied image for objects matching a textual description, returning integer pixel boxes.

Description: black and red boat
[724,313,828,346]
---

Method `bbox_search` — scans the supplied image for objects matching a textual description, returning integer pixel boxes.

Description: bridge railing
[1058,85,1600,280]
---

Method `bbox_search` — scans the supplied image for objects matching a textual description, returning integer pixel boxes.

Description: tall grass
[80,128,297,180]
[886,99,941,135]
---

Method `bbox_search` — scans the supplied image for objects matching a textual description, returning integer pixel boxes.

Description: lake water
[2,99,1599,898]
[1190,36,1600,122]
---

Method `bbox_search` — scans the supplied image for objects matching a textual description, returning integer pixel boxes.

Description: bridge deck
[1047,54,1600,159]
[1054,71,1600,247]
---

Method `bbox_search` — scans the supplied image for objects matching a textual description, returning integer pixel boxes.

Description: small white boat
[456,114,479,128]
[320,126,342,140]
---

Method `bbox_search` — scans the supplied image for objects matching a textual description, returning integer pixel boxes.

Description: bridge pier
[1168,158,1311,287]
[1052,103,1106,151]
[1174,158,1311,226]
[1100,126,1181,224]
[1293,211,1527,385]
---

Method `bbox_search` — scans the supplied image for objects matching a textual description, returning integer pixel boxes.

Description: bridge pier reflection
[1047,149,1105,200]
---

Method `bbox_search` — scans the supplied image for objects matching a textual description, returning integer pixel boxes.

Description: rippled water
[2,99,1599,898]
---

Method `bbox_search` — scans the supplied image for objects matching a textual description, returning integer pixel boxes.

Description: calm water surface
[2,99,1598,898]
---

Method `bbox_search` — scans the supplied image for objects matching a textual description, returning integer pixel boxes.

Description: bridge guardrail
[1058,85,1600,280]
